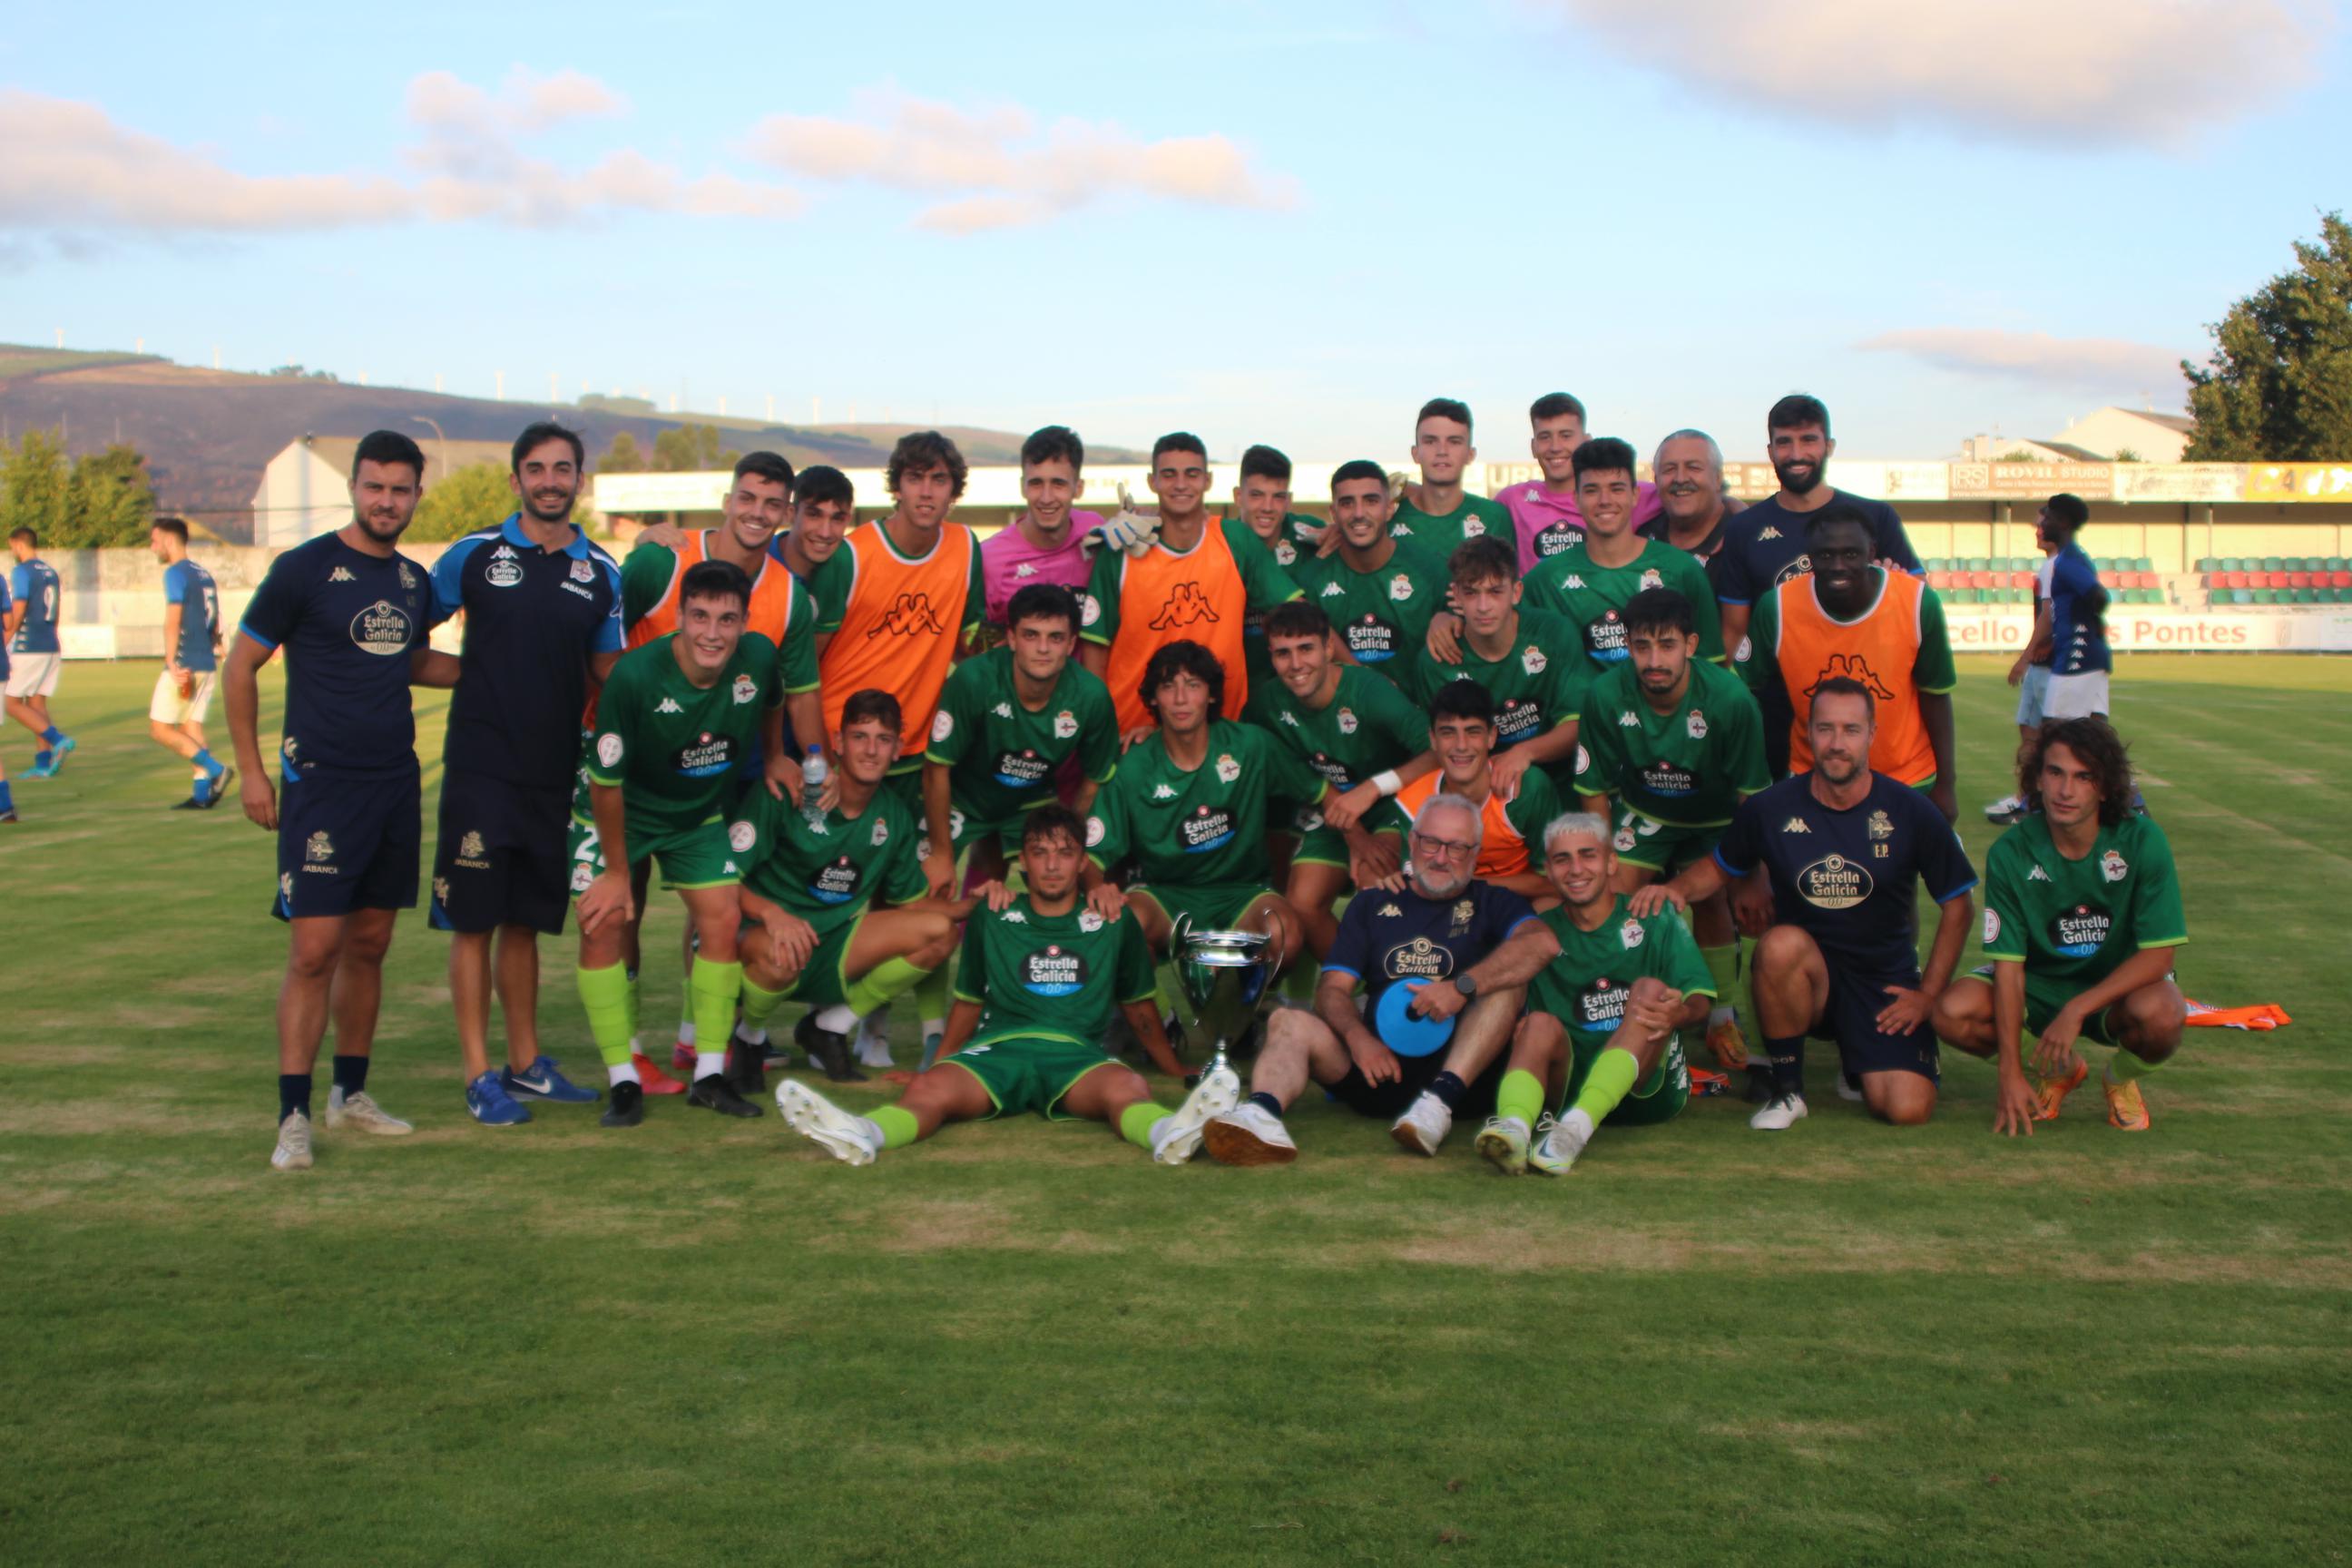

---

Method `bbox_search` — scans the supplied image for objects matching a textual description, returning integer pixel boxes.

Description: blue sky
[5,0,2347,461]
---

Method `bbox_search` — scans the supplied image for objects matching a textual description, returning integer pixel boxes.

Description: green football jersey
[1238,512,1328,686]
[734,779,930,936]
[1391,492,1511,564]
[951,893,1158,1043]
[1244,663,1427,797]
[1292,538,1448,686]
[1222,510,1324,577]
[1086,718,1326,890]
[1573,659,1770,827]
[1408,609,1588,756]
[1524,538,1725,674]
[585,632,781,840]
[1528,896,1718,1062]
[1982,812,2187,991]
[923,648,1119,826]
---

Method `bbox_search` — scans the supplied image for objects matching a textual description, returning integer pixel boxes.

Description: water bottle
[799,747,828,830]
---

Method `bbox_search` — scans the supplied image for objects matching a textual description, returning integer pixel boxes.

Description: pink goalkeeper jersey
[1497,478,1663,573]
[980,511,1103,626]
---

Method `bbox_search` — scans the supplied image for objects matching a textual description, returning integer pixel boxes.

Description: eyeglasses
[1411,830,1476,861]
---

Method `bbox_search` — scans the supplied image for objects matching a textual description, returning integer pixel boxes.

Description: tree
[60,443,158,546]
[652,424,739,473]
[2183,211,2352,460]
[602,431,647,473]
[408,461,518,543]
[0,429,71,543]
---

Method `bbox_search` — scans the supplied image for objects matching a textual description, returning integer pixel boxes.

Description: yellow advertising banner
[2246,464,2352,503]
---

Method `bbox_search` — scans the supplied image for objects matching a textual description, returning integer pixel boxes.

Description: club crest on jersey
[871,817,889,848]
[597,734,623,768]
[458,830,487,864]
[398,564,417,589]
[570,863,594,894]
[1686,709,1708,740]
[1983,908,2001,944]
[656,697,683,714]
[1388,573,1415,603]
[932,710,954,742]
[1522,644,1548,676]
[1640,568,1663,591]
[1054,710,1078,740]
[1078,909,1105,934]
[729,819,757,854]
[1081,593,1102,628]
[1613,824,1636,851]
[1085,815,1106,847]
[570,558,595,584]
[306,830,334,863]
[1215,753,1240,784]
[992,701,1014,719]
[1463,516,1486,537]
[2102,849,2128,883]
[730,674,758,705]
[1868,810,1893,840]
[1621,917,1645,949]
[486,558,524,588]
[1275,542,1298,566]
[1337,708,1358,735]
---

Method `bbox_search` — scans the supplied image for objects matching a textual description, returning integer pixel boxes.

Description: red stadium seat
[2266,572,2293,589]
[2012,572,2034,590]
[2227,572,2249,589]
[2332,573,2352,590]
[2291,572,2315,589]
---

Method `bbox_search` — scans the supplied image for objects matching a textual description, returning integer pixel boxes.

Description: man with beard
[1573,588,1771,1072]
[1201,792,1560,1163]
[1372,681,1562,905]
[1640,429,1743,570]
[225,430,452,1170]
[1081,433,1300,737]
[426,422,627,1125]
[1291,460,1449,691]
[776,806,1241,1164]
[1494,392,1663,571]
[1407,535,1586,797]
[1636,680,1976,1132]
[1744,505,1960,822]
[1389,397,1514,562]
[1477,813,1713,1175]
[1933,718,2186,1136]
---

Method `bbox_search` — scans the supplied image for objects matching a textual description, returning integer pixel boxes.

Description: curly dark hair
[886,430,968,499]
[1141,639,1225,726]
[2021,717,2134,828]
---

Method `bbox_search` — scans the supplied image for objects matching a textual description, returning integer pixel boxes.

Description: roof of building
[293,434,516,483]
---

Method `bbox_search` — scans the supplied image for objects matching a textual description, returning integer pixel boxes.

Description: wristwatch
[1455,969,1479,999]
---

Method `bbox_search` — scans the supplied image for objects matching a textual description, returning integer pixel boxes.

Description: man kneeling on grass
[778,806,1242,1165]
[1477,812,1713,1176]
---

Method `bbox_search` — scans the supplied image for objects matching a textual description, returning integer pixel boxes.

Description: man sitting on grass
[777,806,1241,1164]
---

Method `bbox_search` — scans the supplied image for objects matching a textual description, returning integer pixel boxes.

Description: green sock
[871,1105,922,1149]
[740,976,789,1031]
[1497,1068,1546,1130]
[912,966,952,1033]
[1573,1048,1642,1123]
[846,956,933,1018]
[577,963,637,1068]
[623,969,641,1044]
[2106,1048,2160,1085]
[1700,943,1741,1031]
[1118,1100,1171,1150]
[690,958,742,1053]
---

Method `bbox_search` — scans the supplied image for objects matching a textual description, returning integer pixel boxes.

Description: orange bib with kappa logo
[1103,528,1251,733]
[822,523,977,762]
[1394,771,1530,879]
[1772,571,1934,785]
[628,530,801,651]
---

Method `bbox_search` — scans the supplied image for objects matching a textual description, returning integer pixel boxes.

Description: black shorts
[1810,960,1940,1083]
[274,764,420,922]
[428,767,573,936]
[1328,1044,1508,1122]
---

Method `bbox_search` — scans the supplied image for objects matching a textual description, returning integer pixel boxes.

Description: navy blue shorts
[274,764,420,921]
[1328,1044,1506,1121]
[1810,960,1940,1083]
[429,767,571,936]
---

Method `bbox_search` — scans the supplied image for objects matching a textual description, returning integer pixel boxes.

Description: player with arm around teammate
[777,805,1244,1165]
[1477,812,1714,1175]
[1932,717,2186,1136]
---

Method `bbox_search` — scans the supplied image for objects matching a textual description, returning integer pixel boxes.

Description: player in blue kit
[426,422,625,1125]
[0,571,15,821]
[1637,678,1975,1131]
[146,518,232,808]
[5,527,75,777]
[2037,492,2113,720]
[225,430,456,1171]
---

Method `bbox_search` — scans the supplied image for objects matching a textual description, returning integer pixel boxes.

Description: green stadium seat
[2262,556,2285,573]
[2136,557,2153,572]
[2221,557,2244,573]
[1966,557,1989,573]
[2195,556,2219,573]
[2230,589,2254,606]
[2328,557,2348,573]
[2295,587,2318,604]
[2143,587,2166,604]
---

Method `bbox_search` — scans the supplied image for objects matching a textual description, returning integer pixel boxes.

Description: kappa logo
[1687,709,1708,740]
[1003,907,1027,924]
[867,592,947,638]
[1278,710,1299,726]
[1014,563,1037,579]
[656,697,685,714]
[992,701,1014,719]
[1388,573,1414,603]
[1805,652,1896,703]
[328,566,357,583]
[1053,709,1078,740]
[2101,849,2129,883]
[1782,817,1811,833]
[1564,573,1586,591]
[2028,863,2051,881]
[730,674,758,705]
[729,820,757,854]
[433,877,450,906]
[1619,710,1640,727]
[491,544,519,560]
[1620,917,1645,949]
[306,830,334,863]
[1147,580,1221,631]
[1319,581,1346,598]
[1214,752,1241,784]
[722,859,739,876]
[1522,644,1547,676]
[1152,783,1178,799]
[1759,526,1783,541]
[1377,903,1403,918]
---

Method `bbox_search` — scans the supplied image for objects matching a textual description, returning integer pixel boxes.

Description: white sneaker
[1527,1108,1593,1175]
[1749,1092,1808,1131]
[1150,1065,1241,1164]
[776,1080,879,1165]
[855,1014,895,1069]
[270,1112,313,1171]
[1984,794,2026,822]
[1836,1074,1865,1103]
[1475,1114,1530,1174]
[1389,1090,1453,1155]
[326,1087,414,1135]
[1202,1102,1298,1166]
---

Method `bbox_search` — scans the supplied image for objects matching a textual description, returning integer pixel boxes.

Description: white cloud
[744,91,1296,230]
[1857,328,2188,392]
[1535,0,2327,148]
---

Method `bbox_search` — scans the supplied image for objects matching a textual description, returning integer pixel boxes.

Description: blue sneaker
[466,1070,533,1125]
[504,1054,600,1104]
[51,735,75,769]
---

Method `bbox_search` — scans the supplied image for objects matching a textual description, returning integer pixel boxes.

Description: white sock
[1562,1106,1595,1140]
[609,1061,641,1087]
[740,1024,768,1045]
[678,1020,697,1045]
[694,1050,724,1081]
[815,1004,858,1034]
[921,1016,945,1042]
[858,1116,887,1148]
[1710,1004,1735,1026]
[627,1033,642,1055]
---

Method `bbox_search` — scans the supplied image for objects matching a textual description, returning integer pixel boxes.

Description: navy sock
[33,750,52,769]
[1426,1070,1468,1111]
[1765,1035,1806,1096]
[40,726,63,746]
[1247,1091,1285,1119]
[332,1054,369,1097]
[279,1073,313,1122]
[192,747,220,775]
[0,780,13,813]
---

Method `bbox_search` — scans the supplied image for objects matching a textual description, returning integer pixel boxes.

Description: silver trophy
[1171,915,1279,1080]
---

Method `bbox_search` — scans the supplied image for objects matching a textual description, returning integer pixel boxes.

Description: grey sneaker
[326,1087,414,1135]
[271,1112,314,1171]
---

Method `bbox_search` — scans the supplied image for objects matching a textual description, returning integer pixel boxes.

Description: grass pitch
[2,655,2347,1566]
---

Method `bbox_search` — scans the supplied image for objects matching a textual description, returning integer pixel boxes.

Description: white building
[2049,407,2196,464]
[251,434,513,546]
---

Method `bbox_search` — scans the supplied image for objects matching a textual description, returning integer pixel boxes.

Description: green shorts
[1563,1035,1690,1126]
[942,1029,1122,1119]
[753,910,862,1010]
[1286,804,1350,869]
[1130,880,1278,939]
[566,813,740,892]
[1611,806,1724,877]
[1965,964,2122,1047]
[946,801,1032,862]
